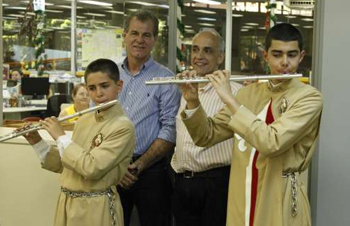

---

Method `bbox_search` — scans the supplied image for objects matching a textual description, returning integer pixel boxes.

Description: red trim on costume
[249,100,275,226]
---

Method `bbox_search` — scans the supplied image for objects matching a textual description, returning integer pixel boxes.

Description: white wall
[310,0,350,225]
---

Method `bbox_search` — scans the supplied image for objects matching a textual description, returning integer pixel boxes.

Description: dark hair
[72,83,87,98]
[124,10,159,37]
[84,58,120,82]
[265,23,303,51]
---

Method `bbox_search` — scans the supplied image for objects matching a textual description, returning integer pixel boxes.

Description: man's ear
[263,50,268,62]
[299,50,305,63]
[217,51,225,65]
[116,80,123,93]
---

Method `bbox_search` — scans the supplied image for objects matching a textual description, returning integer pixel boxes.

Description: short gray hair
[194,28,225,53]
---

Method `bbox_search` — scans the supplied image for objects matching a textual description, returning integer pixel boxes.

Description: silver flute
[145,73,303,85]
[0,99,118,143]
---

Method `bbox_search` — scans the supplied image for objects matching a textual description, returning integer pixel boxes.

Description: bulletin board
[81,28,124,68]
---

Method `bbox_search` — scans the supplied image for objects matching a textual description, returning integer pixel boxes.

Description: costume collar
[94,102,123,122]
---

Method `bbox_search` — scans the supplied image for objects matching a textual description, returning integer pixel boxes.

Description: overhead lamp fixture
[2,4,9,6]
[57,5,83,9]
[185,29,196,34]
[7,14,25,18]
[292,23,300,27]
[46,9,64,13]
[79,1,112,7]
[106,25,122,29]
[241,29,249,32]
[198,23,215,27]
[303,25,313,29]
[84,12,106,17]
[245,22,259,26]
[5,6,27,10]
[185,25,192,28]
[194,9,216,14]
[127,9,138,12]
[198,17,216,21]
[285,15,297,19]
[232,14,243,18]
[77,15,87,19]
[193,0,221,5]
[3,16,17,20]
[128,1,156,6]
[301,18,313,22]
[106,10,124,15]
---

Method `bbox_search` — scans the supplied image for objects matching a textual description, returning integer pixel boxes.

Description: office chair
[46,94,72,117]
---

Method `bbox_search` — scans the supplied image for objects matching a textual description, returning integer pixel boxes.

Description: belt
[282,172,299,218]
[177,166,230,179]
[61,187,118,226]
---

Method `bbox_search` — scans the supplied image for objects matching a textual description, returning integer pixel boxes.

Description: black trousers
[118,158,172,226]
[172,166,230,226]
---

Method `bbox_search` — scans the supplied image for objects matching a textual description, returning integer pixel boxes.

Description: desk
[3,106,47,120]
[0,127,72,226]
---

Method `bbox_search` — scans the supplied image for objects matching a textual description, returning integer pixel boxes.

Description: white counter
[0,127,72,226]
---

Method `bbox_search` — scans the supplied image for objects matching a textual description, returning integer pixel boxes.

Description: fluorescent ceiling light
[79,1,112,7]
[57,5,83,9]
[193,0,221,5]
[245,22,259,26]
[285,15,297,19]
[106,10,124,15]
[241,29,249,32]
[185,25,192,28]
[292,23,300,27]
[22,12,36,16]
[84,13,106,17]
[194,9,216,14]
[127,9,138,12]
[106,25,122,29]
[7,14,25,18]
[198,17,216,21]
[301,18,313,22]
[2,4,9,6]
[303,26,313,29]
[128,1,156,6]
[185,29,196,33]
[77,16,87,19]
[242,26,253,29]
[46,9,64,13]
[5,6,27,10]
[232,14,243,18]
[198,23,215,27]
[3,16,17,20]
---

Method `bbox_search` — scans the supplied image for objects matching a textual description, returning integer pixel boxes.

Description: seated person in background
[7,69,23,97]
[11,68,23,81]
[21,58,135,226]
[59,83,90,123]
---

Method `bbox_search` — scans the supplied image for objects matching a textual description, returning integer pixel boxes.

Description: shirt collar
[121,56,155,75]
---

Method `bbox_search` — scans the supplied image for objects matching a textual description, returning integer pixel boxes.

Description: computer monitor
[21,77,50,99]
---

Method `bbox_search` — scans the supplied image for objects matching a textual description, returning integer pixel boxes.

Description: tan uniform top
[42,103,135,226]
[182,78,323,226]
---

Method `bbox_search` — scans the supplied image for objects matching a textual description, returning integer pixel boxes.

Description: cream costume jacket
[181,78,323,226]
[42,103,135,226]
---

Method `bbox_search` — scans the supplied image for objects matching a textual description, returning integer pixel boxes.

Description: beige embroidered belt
[282,172,298,217]
[61,187,118,226]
